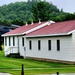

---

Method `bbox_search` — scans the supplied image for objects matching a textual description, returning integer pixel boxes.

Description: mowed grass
[0,51,75,75]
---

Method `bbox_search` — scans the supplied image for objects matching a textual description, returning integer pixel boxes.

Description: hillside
[0,0,74,26]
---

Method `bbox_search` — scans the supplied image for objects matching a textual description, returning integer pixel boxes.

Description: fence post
[56,72,59,75]
[21,64,24,75]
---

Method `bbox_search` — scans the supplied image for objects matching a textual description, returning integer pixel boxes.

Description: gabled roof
[26,20,75,37]
[2,21,48,36]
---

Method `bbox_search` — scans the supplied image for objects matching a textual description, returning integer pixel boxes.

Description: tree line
[0,0,75,26]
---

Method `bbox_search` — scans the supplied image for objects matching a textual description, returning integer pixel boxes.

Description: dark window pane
[9,37,10,46]
[48,40,51,50]
[29,40,32,50]
[57,40,60,51]
[38,40,41,50]
[22,38,24,46]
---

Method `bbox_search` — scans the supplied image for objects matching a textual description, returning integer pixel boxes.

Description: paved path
[36,73,75,75]
[0,73,75,75]
[0,73,12,75]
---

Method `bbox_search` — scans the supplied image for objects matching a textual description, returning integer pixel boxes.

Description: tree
[31,1,60,22]
[0,0,74,26]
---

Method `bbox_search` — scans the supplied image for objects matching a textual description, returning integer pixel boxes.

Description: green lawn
[0,51,75,75]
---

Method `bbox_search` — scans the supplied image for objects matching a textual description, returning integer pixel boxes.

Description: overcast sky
[0,0,75,13]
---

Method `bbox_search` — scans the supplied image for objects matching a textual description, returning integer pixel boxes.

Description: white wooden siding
[4,32,75,62]
[25,35,75,61]
[18,36,25,57]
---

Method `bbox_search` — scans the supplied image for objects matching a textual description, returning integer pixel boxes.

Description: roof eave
[68,30,75,35]
[24,33,70,38]
[1,33,23,37]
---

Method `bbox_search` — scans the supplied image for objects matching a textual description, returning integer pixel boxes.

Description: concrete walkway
[0,73,75,75]
[36,73,75,75]
[0,73,12,75]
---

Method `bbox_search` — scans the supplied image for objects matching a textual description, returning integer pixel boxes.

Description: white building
[2,20,75,62]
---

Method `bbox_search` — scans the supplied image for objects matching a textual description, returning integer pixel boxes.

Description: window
[29,40,32,50]
[38,40,41,50]
[57,40,60,51]
[9,37,10,46]
[22,38,24,46]
[13,37,15,46]
[48,40,51,50]
[5,37,7,46]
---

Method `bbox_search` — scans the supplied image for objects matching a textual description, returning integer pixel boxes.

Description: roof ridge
[23,21,49,35]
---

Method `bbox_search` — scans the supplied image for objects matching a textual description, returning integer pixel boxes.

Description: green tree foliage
[0,0,74,26]
[32,1,60,22]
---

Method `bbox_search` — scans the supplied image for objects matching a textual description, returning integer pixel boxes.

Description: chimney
[26,22,28,26]
[31,21,33,25]
[48,20,55,25]
[39,19,41,24]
